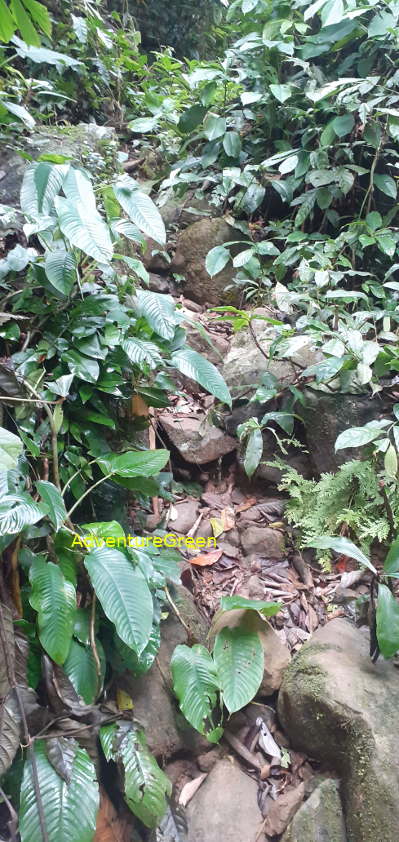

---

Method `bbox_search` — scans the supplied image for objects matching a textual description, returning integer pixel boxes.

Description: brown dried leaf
[235,497,257,513]
[0,689,21,777]
[189,549,223,567]
[263,782,305,836]
[178,773,207,807]
[0,603,15,695]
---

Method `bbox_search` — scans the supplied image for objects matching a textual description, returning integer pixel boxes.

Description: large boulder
[159,410,237,464]
[281,777,347,842]
[171,217,242,306]
[186,757,263,842]
[278,619,399,842]
[222,310,319,399]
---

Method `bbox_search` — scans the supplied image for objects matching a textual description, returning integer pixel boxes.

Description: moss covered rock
[278,619,399,842]
[281,778,346,842]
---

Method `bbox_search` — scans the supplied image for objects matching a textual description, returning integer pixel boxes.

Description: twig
[379,481,395,542]
[66,473,112,519]
[165,585,191,636]
[149,409,160,519]
[0,783,18,842]
[90,595,102,689]
[223,729,262,771]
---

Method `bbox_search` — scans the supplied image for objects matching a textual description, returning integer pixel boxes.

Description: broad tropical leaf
[171,348,232,407]
[134,290,177,340]
[0,493,46,536]
[20,162,68,218]
[121,337,162,369]
[113,624,160,676]
[62,167,96,208]
[98,449,170,478]
[113,176,166,244]
[63,638,105,704]
[376,584,399,658]
[244,427,263,477]
[205,245,230,277]
[0,690,20,776]
[84,548,153,655]
[213,627,264,714]
[171,644,220,735]
[100,723,171,828]
[220,596,282,616]
[29,556,76,664]
[307,536,377,573]
[54,196,113,263]
[1,99,35,128]
[19,739,99,842]
[384,538,399,576]
[36,480,67,531]
[0,426,23,470]
[44,249,76,296]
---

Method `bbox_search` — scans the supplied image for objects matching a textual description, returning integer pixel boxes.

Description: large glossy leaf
[113,176,166,245]
[376,584,399,658]
[213,627,264,714]
[0,690,21,776]
[121,337,162,369]
[14,36,81,66]
[63,350,99,383]
[0,426,23,470]
[19,739,99,842]
[244,427,263,477]
[1,99,35,128]
[220,595,282,616]
[100,723,171,828]
[0,493,46,536]
[84,548,153,655]
[98,449,170,478]
[383,538,399,576]
[0,0,16,41]
[308,536,377,573]
[54,196,113,263]
[36,480,67,531]
[205,245,230,277]
[62,167,97,209]
[44,249,76,296]
[171,348,232,407]
[171,644,220,735]
[29,557,76,664]
[134,290,177,340]
[335,426,382,450]
[63,638,105,704]
[20,162,68,218]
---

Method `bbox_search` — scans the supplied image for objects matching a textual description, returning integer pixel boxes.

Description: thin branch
[90,595,102,688]
[66,473,112,519]
[164,585,191,636]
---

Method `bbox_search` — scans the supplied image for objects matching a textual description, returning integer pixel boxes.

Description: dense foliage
[3,0,399,838]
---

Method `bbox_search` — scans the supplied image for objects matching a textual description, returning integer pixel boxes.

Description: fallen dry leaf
[178,773,207,807]
[189,549,223,567]
[235,496,257,513]
[263,782,305,836]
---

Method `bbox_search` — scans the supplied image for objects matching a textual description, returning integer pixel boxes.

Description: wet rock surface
[281,777,347,842]
[186,757,263,842]
[159,409,237,464]
[278,618,399,842]
[172,217,243,306]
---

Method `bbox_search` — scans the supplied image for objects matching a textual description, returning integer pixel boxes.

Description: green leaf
[301,357,344,383]
[22,0,51,37]
[54,197,113,263]
[0,494,46,536]
[321,0,344,27]
[128,116,159,132]
[113,176,166,245]
[368,10,397,38]
[81,521,125,541]
[98,449,170,478]
[269,84,292,104]
[20,162,68,218]
[332,113,354,137]
[0,426,22,470]
[244,427,263,478]
[10,0,40,45]
[220,595,282,615]
[63,638,105,704]
[384,443,398,478]
[36,480,67,531]
[171,348,232,407]
[203,113,226,140]
[100,724,171,828]
[29,557,76,664]
[260,411,294,435]
[178,104,207,133]
[19,740,99,842]
[171,644,220,736]
[121,337,162,369]
[307,536,377,574]
[374,174,397,200]
[84,548,153,655]
[0,0,16,41]
[44,249,76,296]
[223,131,241,157]
[134,290,177,340]
[335,426,382,450]
[384,538,399,576]
[62,167,96,209]
[376,584,399,658]
[213,627,264,714]
[14,36,81,66]
[63,350,99,383]
[1,100,35,129]
[205,245,230,277]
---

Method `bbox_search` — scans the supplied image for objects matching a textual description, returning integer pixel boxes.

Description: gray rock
[278,619,399,842]
[159,410,237,464]
[281,778,347,842]
[240,524,285,558]
[148,273,171,293]
[186,757,263,842]
[159,191,218,230]
[259,622,291,696]
[171,217,243,306]
[123,584,209,758]
[237,428,312,486]
[168,498,200,534]
[0,124,118,225]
